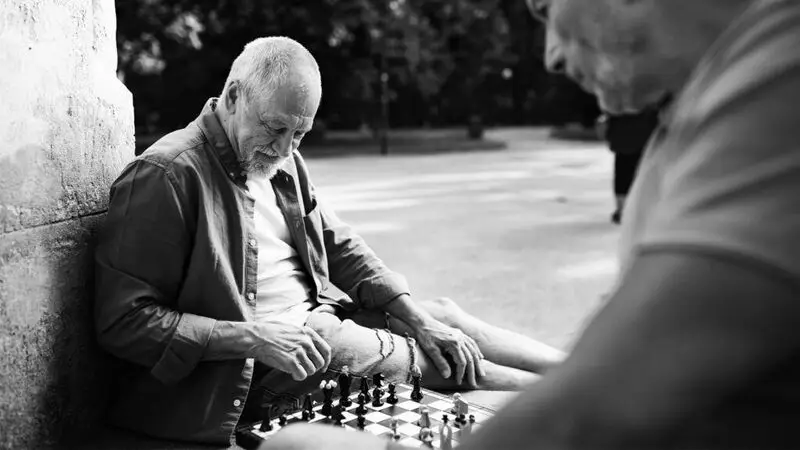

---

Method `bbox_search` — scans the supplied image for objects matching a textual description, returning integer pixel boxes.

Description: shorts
[241,307,418,419]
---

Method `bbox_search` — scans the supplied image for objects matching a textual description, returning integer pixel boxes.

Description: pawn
[386,383,399,404]
[417,406,431,428]
[360,376,372,402]
[278,414,288,427]
[355,393,368,415]
[356,415,366,430]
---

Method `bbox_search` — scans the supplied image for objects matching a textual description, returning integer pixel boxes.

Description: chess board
[236,382,495,449]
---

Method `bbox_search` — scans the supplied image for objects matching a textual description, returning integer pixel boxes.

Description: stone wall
[0,0,134,447]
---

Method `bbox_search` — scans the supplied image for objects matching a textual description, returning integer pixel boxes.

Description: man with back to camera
[263,0,800,448]
[94,36,564,445]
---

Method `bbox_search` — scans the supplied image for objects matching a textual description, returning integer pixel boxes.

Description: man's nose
[544,28,566,73]
[273,133,293,157]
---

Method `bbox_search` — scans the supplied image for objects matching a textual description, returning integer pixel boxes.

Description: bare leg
[401,298,566,374]
[417,355,540,391]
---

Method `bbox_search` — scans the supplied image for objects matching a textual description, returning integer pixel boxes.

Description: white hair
[222,36,321,102]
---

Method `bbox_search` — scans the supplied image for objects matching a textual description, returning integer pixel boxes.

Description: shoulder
[136,122,210,177]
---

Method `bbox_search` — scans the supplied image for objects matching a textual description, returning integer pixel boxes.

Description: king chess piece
[439,415,453,450]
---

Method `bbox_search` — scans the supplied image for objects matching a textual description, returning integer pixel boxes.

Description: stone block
[0,0,133,234]
[0,215,116,448]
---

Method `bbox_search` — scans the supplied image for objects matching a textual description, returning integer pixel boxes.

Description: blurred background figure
[598,111,660,224]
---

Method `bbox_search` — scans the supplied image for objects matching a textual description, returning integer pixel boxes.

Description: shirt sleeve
[292,153,411,309]
[640,5,800,285]
[94,159,216,385]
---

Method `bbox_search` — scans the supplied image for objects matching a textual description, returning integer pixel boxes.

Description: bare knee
[420,297,465,326]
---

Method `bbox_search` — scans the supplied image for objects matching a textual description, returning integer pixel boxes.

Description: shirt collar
[196,98,297,184]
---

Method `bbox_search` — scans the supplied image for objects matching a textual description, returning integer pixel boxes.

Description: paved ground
[304,127,619,352]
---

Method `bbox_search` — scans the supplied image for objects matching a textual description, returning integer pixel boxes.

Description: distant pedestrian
[599,111,660,224]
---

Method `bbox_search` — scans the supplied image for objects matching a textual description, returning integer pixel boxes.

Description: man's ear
[224,80,241,114]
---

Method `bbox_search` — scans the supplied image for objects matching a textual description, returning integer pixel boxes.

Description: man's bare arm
[460,249,800,449]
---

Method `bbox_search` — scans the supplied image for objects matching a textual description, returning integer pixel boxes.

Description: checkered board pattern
[238,383,494,448]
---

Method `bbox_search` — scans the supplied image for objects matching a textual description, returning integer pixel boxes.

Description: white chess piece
[417,406,431,428]
[439,416,453,450]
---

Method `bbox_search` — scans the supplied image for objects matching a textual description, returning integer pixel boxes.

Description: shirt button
[247,292,255,301]
[249,239,257,247]
[233,399,242,407]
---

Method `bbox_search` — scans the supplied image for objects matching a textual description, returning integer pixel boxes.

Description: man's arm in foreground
[459,250,800,449]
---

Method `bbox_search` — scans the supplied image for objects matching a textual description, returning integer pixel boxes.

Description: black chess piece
[371,385,384,407]
[278,414,288,427]
[356,393,368,415]
[356,393,367,413]
[258,407,273,432]
[356,415,366,429]
[321,381,334,417]
[360,376,371,402]
[372,372,385,388]
[410,373,423,402]
[332,404,344,427]
[303,394,315,420]
[301,409,310,421]
[338,370,352,407]
[386,383,399,404]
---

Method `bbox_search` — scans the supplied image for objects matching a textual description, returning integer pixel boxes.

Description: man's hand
[250,321,332,381]
[413,318,485,387]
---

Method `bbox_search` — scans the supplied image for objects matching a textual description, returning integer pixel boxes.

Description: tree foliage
[116,0,598,132]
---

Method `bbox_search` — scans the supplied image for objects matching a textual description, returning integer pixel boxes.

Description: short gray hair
[222,36,321,102]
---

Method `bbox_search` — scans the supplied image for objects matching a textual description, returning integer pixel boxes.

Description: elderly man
[264,0,800,449]
[94,36,563,445]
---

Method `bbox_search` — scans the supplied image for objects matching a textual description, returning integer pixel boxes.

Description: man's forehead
[261,112,314,130]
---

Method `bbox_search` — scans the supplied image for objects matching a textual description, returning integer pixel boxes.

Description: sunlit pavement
[304,127,619,351]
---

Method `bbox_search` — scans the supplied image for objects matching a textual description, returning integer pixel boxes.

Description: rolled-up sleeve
[318,199,411,310]
[95,159,215,384]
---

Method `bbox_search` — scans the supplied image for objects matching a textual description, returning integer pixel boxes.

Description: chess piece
[356,393,368,415]
[372,372,385,388]
[356,415,366,429]
[360,376,372,402]
[439,415,453,450]
[417,406,431,428]
[461,414,475,437]
[332,404,344,427]
[419,427,434,448]
[371,385,384,407]
[410,371,423,402]
[386,383,399,404]
[258,407,273,432]
[278,414,288,427]
[389,418,400,440]
[321,380,334,417]
[452,393,469,418]
[303,394,315,420]
[338,366,352,407]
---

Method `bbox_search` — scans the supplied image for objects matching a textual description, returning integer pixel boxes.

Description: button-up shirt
[94,98,409,445]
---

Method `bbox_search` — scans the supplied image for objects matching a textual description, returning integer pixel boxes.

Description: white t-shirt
[246,176,314,327]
